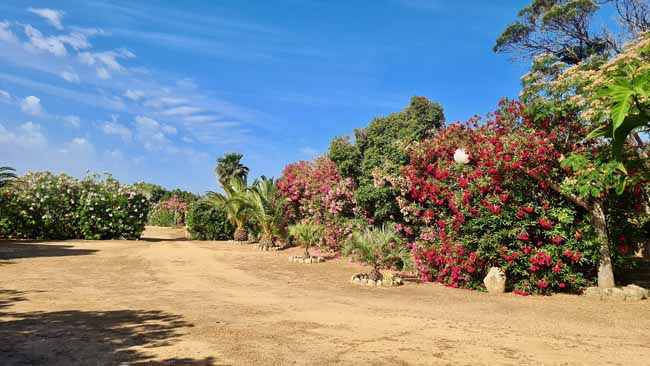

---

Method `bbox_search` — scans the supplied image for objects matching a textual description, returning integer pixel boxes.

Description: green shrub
[0,172,79,239]
[186,200,233,240]
[147,207,176,227]
[76,175,149,240]
[0,172,148,240]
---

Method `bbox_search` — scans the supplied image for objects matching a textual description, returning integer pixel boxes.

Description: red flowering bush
[278,156,356,250]
[398,101,604,294]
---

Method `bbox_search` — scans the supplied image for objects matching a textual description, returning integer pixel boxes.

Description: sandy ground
[1,226,649,366]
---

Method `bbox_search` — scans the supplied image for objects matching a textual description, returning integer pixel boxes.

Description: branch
[528,171,593,211]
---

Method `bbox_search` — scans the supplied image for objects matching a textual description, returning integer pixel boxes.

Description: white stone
[623,285,648,301]
[584,287,602,299]
[483,267,506,294]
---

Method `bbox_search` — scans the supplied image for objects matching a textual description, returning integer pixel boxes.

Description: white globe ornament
[454,149,470,164]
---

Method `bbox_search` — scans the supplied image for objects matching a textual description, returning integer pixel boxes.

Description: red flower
[539,219,553,230]
[574,229,583,240]
[551,236,564,244]
[499,194,509,203]
[558,283,566,289]
[552,266,561,273]
[618,245,629,255]
[539,181,549,189]
[517,209,525,218]
[571,253,582,262]
[564,250,573,257]
[517,232,530,241]
[513,289,529,296]
[536,280,549,288]
[523,206,534,213]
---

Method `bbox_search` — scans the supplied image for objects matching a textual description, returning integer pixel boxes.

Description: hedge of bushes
[0,172,149,240]
[147,196,189,227]
[186,200,233,240]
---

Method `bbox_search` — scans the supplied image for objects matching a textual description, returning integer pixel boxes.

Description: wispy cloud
[27,8,65,30]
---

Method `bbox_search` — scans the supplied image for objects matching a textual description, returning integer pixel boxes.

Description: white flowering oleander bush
[0,172,79,239]
[76,174,149,240]
[0,172,149,240]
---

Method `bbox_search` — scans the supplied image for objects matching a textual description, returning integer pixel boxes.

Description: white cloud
[28,8,65,30]
[143,97,188,108]
[79,49,135,79]
[162,106,202,116]
[23,24,67,56]
[135,115,177,150]
[124,89,145,101]
[20,95,44,116]
[22,23,95,57]
[79,48,135,70]
[101,121,132,142]
[183,115,218,123]
[60,137,94,155]
[300,147,318,156]
[60,69,80,83]
[61,115,80,128]
[0,21,19,43]
[96,67,110,79]
[0,89,11,102]
[0,122,47,148]
[162,124,177,135]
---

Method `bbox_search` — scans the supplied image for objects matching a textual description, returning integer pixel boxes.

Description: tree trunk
[303,244,311,259]
[234,227,248,242]
[591,201,616,288]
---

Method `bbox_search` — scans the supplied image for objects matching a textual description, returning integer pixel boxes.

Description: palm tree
[246,177,287,249]
[289,222,323,259]
[0,166,17,189]
[343,225,402,282]
[208,177,253,242]
[215,153,249,188]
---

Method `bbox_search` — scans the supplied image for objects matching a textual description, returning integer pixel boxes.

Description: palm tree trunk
[234,227,248,242]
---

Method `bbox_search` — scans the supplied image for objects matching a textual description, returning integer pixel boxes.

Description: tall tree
[352,96,444,223]
[215,153,249,188]
[494,0,650,64]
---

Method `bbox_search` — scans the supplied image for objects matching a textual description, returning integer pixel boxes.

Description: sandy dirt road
[1,227,648,365]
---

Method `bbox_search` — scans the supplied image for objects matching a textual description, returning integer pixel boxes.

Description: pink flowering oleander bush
[396,102,612,294]
[0,172,149,240]
[277,156,356,251]
[148,195,189,227]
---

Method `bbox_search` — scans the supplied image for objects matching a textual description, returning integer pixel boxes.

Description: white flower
[454,148,470,164]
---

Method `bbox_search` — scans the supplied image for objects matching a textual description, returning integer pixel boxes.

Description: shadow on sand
[0,241,98,262]
[0,289,225,365]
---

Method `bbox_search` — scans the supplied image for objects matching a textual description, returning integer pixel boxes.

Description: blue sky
[0,0,528,193]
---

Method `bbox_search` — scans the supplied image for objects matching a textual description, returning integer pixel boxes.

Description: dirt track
[1,227,649,365]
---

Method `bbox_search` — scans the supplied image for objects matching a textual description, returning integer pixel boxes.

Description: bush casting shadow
[0,241,97,261]
[0,306,222,365]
